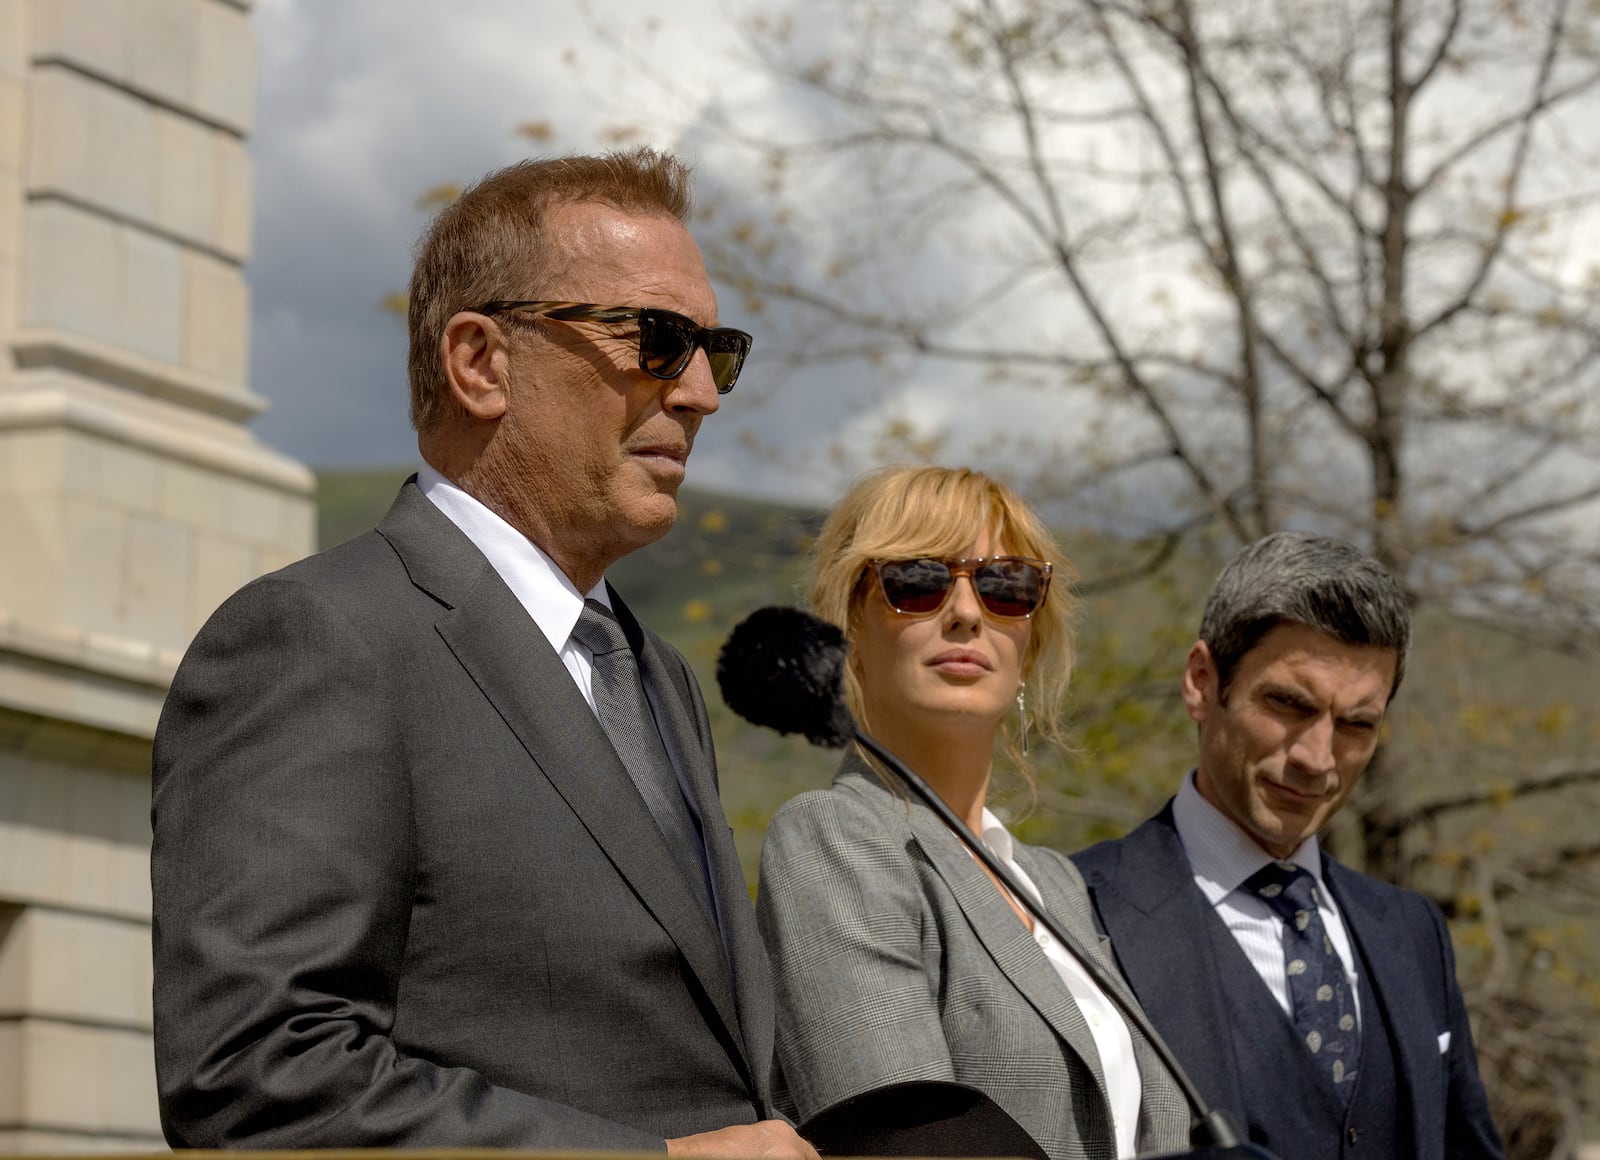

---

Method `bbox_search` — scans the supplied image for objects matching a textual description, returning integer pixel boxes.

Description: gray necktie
[571,599,715,918]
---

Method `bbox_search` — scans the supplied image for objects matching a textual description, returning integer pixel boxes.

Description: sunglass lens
[975,560,1046,617]
[705,331,750,394]
[706,351,737,392]
[879,559,954,613]
[638,313,696,379]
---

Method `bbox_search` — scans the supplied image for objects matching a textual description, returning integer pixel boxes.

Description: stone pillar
[0,1,313,1148]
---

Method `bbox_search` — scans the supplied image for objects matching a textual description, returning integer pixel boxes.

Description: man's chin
[618,493,681,546]
[1249,811,1317,859]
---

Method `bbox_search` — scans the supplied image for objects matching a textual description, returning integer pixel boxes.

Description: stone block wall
[0,0,313,1148]
[0,424,310,661]
[9,0,259,418]
[0,717,157,1149]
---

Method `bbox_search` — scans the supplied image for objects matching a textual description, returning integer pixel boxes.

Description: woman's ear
[441,311,513,421]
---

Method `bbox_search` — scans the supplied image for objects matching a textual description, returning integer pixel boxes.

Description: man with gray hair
[1074,533,1503,1160]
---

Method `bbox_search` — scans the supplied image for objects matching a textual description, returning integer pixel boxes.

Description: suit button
[1347,1126,1359,1146]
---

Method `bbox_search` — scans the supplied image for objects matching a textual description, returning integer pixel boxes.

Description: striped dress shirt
[1170,772,1362,1027]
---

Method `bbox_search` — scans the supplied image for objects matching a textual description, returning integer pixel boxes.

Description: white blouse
[978,810,1143,1160]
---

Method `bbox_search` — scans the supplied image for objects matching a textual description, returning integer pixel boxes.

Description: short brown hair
[406,148,694,432]
[810,465,1077,774]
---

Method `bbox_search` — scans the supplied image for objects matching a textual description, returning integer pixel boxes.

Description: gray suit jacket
[151,480,774,1149]
[756,753,1191,1160]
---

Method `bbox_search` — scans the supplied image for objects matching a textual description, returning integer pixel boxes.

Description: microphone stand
[852,729,1267,1156]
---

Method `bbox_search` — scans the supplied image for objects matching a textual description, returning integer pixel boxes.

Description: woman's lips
[928,649,992,677]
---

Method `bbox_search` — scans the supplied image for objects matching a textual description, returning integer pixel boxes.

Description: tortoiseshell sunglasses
[475,301,753,394]
[868,556,1053,619]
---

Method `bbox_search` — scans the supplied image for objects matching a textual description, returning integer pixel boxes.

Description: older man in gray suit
[152,149,815,1158]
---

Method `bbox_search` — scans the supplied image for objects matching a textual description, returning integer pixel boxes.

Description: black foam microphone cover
[716,606,854,748]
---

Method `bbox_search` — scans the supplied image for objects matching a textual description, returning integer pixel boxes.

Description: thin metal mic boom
[850,728,1245,1151]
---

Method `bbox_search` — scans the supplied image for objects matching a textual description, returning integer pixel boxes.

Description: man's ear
[1181,640,1219,725]
[441,311,513,421]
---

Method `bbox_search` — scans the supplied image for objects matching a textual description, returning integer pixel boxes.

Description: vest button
[1347,1126,1359,1146]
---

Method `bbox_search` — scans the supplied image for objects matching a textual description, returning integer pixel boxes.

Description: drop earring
[1017,685,1029,757]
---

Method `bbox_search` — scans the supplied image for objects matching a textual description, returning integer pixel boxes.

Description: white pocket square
[1438,1031,1452,1054]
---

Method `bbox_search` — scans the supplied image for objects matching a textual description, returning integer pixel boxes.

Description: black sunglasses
[475,301,752,394]
[868,556,1053,620]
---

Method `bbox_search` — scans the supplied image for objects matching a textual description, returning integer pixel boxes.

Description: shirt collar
[976,807,1047,910]
[979,807,1015,862]
[417,463,610,655]
[1172,769,1324,906]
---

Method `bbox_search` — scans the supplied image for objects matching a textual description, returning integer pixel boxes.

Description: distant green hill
[315,468,418,552]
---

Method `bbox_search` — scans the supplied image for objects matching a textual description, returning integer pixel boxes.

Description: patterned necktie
[571,600,715,919]
[1243,860,1360,1099]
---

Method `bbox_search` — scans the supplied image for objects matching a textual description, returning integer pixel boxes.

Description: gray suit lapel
[900,798,1112,1107]
[627,608,720,836]
[376,484,745,1060]
[1080,808,1247,1115]
[627,601,774,1098]
[1022,849,1185,1151]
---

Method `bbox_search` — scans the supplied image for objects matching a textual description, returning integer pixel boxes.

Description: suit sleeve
[1420,898,1506,1160]
[756,789,953,1123]
[150,576,665,1151]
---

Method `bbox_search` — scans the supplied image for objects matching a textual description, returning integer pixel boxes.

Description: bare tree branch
[1401,764,1600,827]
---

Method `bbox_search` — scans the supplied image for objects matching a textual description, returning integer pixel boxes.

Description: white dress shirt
[979,810,1143,1160]
[417,463,609,714]
[1171,771,1362,1026]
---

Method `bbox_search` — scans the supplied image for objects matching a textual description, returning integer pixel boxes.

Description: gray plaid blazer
[757,752,1191,1160]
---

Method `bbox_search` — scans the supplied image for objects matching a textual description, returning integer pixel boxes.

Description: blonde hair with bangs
[809,466,1077,775]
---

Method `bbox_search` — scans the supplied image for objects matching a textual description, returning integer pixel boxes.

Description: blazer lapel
[1324,859,1440,1159]
[895,790,1112,1108]
[1022,849,1191,1153]
[376,484,745,1061]
[621,595,721,841]
[623,596,773,1099]
[1082,807,1247,1115]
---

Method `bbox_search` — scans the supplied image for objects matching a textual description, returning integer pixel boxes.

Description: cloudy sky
[245,0,1600,528]
[248,0,879,500]
[248,0,1130,506]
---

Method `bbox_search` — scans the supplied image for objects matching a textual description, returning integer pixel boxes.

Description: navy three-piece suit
[1073,803,1504,1160]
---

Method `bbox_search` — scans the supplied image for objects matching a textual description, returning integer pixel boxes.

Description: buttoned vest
[1200,898,1402,1160]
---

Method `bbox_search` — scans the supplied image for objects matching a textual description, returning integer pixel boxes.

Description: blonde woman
[757,466,1189,1160]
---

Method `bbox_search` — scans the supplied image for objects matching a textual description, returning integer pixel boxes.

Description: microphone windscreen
[716,606,854,748]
